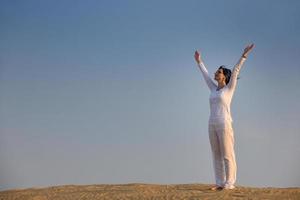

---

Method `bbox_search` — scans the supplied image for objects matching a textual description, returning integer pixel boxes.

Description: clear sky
[1,0,300,191]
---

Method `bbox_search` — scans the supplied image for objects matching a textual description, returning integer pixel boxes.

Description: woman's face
[214,68,226,82]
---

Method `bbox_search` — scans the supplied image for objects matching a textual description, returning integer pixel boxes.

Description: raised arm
[194,50,217,91]
[227,44,255,91]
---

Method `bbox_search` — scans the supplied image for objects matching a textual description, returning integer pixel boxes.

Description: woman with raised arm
[194,44,254,190]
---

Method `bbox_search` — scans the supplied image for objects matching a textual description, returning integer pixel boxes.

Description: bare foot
[210,185,223,191]
[223,184,235,190]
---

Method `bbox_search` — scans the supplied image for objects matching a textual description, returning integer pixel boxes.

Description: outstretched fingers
[194,50,201,63]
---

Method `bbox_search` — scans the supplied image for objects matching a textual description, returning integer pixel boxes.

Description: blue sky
[1,0,300,190]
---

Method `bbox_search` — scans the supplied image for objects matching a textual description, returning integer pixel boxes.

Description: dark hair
[218,65,232,85]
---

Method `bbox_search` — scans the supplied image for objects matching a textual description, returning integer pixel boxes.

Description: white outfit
[197,57,246,187]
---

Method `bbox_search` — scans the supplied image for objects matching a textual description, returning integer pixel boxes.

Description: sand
[1,183,300,200]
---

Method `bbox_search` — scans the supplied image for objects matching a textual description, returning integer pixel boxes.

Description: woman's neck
[217,82,226,90]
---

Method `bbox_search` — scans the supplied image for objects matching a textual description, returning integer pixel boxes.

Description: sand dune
[1,183,300,200]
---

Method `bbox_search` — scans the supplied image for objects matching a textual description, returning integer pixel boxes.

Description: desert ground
[1,183,300,200]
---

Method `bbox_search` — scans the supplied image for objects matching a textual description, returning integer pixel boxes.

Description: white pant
[208,121,237,187]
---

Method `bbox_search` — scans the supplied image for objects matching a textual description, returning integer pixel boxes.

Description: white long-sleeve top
[197,57,247,124]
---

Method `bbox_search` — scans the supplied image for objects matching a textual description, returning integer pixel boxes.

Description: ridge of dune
[1,183,300,200]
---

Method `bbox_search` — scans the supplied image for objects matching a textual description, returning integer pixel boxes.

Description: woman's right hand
[242,43,255,58]
[194,50,202,64]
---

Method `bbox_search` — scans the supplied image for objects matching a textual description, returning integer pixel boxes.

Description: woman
[194,44,254,190]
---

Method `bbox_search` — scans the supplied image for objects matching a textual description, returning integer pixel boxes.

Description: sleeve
[197,61,217,91]
[227,57,247,91]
